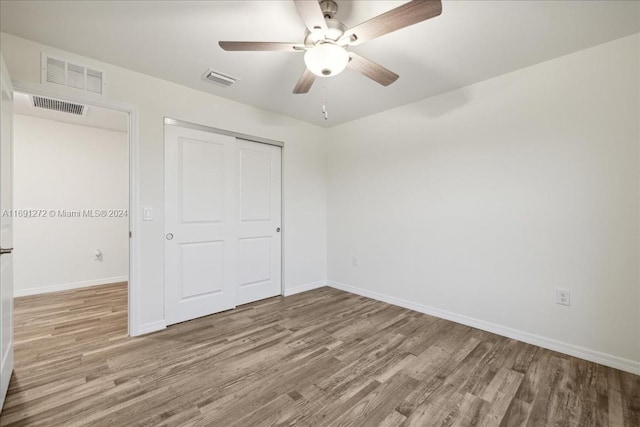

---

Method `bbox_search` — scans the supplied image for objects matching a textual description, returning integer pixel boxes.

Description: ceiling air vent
[202,69,238,87]
[42,53,106,95]
[32,96,86,116]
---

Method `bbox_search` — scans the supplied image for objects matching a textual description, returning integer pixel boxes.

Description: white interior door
[236,140,281,305]
[164,125,237,325]
[0,54,14,411]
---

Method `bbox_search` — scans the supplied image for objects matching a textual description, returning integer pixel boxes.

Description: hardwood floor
[1,283,638,426]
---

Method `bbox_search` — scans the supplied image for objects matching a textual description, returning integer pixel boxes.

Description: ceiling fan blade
[294,0,328,34]
[293,68,316,94]
[347,52,399,86]
[219,41,304,52]
[340,0,442,46]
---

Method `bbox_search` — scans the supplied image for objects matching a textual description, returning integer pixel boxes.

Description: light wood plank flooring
[1,283,638,426]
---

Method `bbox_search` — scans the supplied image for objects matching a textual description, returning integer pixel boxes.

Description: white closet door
[164,125,237,325]
[236,140,282,305]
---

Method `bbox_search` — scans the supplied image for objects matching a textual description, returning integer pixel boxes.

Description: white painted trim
[164,118,284,147]
[328,281,640,376]
[13,276,128,297]
[283,280,327,297]
[126,102,141,337]
[12,79,141,338]
[136,320,166,336]
[0,52,15,413]
[0,337,12,410]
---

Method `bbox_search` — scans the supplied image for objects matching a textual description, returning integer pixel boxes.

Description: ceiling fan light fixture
[304,43,349,77]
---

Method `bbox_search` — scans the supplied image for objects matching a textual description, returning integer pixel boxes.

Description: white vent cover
[32,96,87,116]
[202,69,238,87]
[42,53,106,95]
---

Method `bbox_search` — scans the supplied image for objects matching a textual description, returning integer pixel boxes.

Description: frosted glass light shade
[304,44,349,77]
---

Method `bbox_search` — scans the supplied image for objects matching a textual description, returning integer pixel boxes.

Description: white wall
[13,115,129,295]
[326,34,640,373]
[1,33,328,334]
[2,31,638,374]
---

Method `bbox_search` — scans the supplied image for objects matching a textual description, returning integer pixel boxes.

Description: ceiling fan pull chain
[322,84,328,120]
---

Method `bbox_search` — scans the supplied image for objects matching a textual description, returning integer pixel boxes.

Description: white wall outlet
[351,256,358,267]
[556,289,570,306]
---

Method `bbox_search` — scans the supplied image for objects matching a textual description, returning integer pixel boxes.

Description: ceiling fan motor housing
[304,18,347,46]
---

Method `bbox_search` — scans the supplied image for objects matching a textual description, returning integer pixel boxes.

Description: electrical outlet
[556,289,570,306]
[351,256,358,267]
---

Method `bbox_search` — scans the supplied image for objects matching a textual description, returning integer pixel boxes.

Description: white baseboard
[328,280,640,376]
[283,280,327,297]
[133,320,166,336]
[14,276,129,297]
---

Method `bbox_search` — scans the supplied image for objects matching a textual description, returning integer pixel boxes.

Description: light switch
[143,207,153,221]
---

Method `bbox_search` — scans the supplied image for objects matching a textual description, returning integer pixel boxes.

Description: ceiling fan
[219,0,442,94]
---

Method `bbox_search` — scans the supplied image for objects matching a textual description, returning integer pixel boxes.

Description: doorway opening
[11,91,131,340]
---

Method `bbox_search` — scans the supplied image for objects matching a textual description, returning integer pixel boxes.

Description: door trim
[0,50,14,412]
[164,118,284,148]
[12,79,141,336]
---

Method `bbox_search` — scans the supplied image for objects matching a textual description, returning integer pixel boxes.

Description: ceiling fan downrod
[319,0,338,19]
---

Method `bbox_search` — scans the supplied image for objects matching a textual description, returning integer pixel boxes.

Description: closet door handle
[0,247,13,255]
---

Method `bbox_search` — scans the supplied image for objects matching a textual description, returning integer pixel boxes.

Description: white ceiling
[13,92,128,132]
[1,1,638,127]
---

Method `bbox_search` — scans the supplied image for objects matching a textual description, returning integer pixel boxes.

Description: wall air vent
[202,69,238,87]
[41,53,106,95]
[32,96,87,116]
